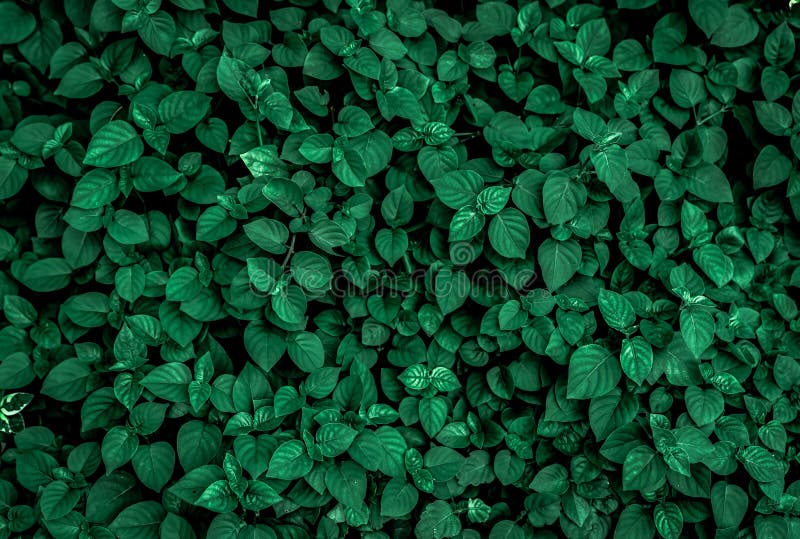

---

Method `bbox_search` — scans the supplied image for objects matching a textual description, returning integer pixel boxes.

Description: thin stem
[109,106,124,122]
[696,106,728,126]
[402,252,413,273]
[281,235,296,270]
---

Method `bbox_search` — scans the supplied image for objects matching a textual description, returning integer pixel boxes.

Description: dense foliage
[1,0,800,537]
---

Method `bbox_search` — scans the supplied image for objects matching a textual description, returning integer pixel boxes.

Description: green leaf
[266,440,312,480]
[381,186,414,227]
[738,445,784,482]
[0,353,35,389]
[689,0,727,37]
[375,228,408,266]
[0,158,29,200]
[399,364,430,390]
[0,2,35,44]
[325,461,367,508]
[116,265,146,303]
[710,5,758,48]
[653,502,683,539]
[621,337,653,386]
[42,359,91,402]
[614,504,656,539]
[682,164,733,203]
[476,186,511,215]
[430,170,483,209]
[623,445,666,492]
[234,435,273,479]
[538,239,581,291]
[131,157,181,193]
[158,91,212,134]
[567,344,621,399]
[669,70,706,108]
[419,396,448,437]
[685,386,724,426]
[40,480,81,520]
[693,244,733,288]
[449,206,485,242]
[102,426,140,474]
[415,500,462,539]
[542,172,586,225]
[316,423,358,457]
[108,501,166,539]
[381,478,419,517]
[753,145,791,189]
[83,121,144,168]
[592,144,637,202]
[196,480,239,513]
[71,169,119,209]
[169,465,225,505]
[21,258,72,292]
[429,367,460,392]
[132,442,175,492]
[598,289,636,330]
[488,208,530,259]
[217,54,254,103]
[287,331,324,372]
[272,285,307,324]
[711,481,748,529]
[679,308,715,359]
[435,268,470,315]
[764,22,795,67]
[140,364,192,403]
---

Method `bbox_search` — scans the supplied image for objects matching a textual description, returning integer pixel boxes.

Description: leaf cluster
[0,0,799,538]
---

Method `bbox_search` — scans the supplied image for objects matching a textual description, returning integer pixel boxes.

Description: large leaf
[567,344,621,399]
[83,121,144,168]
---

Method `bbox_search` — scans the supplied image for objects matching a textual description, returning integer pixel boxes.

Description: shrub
[0,0,799,538]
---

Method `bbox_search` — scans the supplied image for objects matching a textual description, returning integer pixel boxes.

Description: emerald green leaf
[710,5,758,48]
[598,289,636,330]
[380,478,419,517]
[287,331,324,372]
[140,364,192,403]
[621,337,653,386]
[158,91,212,134]
[622,445,665,492]
[738,445,784,482]
[132,442,175,492]
[375,228,408,266]
[614,504,656,539]
[102,426,140,474]
[266,440,312,480]
[42,359,91,402]
[542,172,586,225]
[0,2,35,44]
[679,308,715,359]
[83,121,144,168]
[689,0,727,37]
[711,482,748,529]
[415,500,462,539]
[567,344,621,399]
[488,208,530,259]
[653,502,683,539]
[753,145,791,189]
[108,501,165,539]
[685,386,724,426]
[21,258,72,293]
[538,238,581,291]
[430,170,483,210]
[316,423,358,457]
